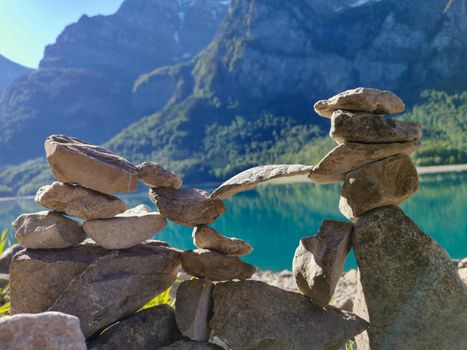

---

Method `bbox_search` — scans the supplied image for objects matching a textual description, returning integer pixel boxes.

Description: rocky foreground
[0,87,466,350]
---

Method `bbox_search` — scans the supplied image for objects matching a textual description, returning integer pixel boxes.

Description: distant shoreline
[0,163,465,202]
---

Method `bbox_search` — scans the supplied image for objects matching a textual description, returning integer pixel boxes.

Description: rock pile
[2,87,462,349]
[3,133,367,349]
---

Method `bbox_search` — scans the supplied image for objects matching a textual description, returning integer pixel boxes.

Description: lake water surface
[1,172,465,271]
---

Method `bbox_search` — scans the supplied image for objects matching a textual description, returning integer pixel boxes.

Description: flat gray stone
[352,206,467,350]
[210,280,368,350]
[12,211,86,249]
[293,220,353,306]
[314,87,405,118]
[35,182,127,220]
[137,162,182,189]
[83,205,166,249]
[88,305,181,350]
[340,154,418,220]
[150,188,225,227]
[10,242,181,338]
[210,164,313,200]
[181,249,256,281]
[193,226,253,256]
[160,340,224,350]
[45,135,138,193]
[330,110,422,144]
[0,244,23,274]
[309,140,420,184]
[0,311,86,350]
[331,269,357,312]
[175,278,214,342]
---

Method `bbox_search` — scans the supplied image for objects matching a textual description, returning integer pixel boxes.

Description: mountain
[0,55,32,89]
[106,0,467,181]
[0,0,229,165]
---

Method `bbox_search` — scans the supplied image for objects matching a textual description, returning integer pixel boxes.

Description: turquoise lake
[0,172,466,271]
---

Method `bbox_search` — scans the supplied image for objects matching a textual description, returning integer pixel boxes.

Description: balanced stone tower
[4,132,367,348]
[291,87,466,350]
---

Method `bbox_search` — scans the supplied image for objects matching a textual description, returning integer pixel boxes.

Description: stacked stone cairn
[0,88,464,350]
[297,87,465,350]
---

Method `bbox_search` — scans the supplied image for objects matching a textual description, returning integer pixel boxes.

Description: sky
[0,0,124,68]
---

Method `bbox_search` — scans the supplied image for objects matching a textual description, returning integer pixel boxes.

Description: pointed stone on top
[210,164,313,200]
[314,87,405,118]
[293,220,353,307]
[193,226,253,256]
[45,135,138,193]
[309,140,420,184]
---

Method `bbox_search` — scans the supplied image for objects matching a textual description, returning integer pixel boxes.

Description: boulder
[161,340,224,350]
[10,242,181,337]
[175,278,214,342]
[0,311,86,350]
[83,205,166,249]
[137,162,182,189]
[293,220,353,306]
[0,243,23,274]
[210,280,368,350]
[339,154,418,220]
[314,87,405,118]
[12,211,86,249]
[330,110,422,144]
[352,206,467,350]
[210,164,313,199]
[181,249,255,281]
[193,226,253,256]
[35,182,127,220]
[149,188,225,227]
[309,140,420,184]
[45,135,138,193]
[87,305,181,350]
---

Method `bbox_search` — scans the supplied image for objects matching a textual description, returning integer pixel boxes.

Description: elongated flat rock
[150,188,225,227]
[293,220,353,306]
[10,242,181,337]
[340,154,418,220]
[45,135,138,193]
[181,249,256,281]
[175,278,214,342]
[330,110,422,144]
[210,280,368,350]
[88,305,181,350]
[35,182,127,219]
[309,140,420,184]
[193,226,253,256]
[210,164,313,199]
[352,206,467,350]
[12,211,86,249]
[83,205,166,249]
[137,162,182,189]
[0,312,86,350]
[314,87,405,118]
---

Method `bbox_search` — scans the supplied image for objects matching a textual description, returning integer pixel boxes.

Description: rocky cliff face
[0,55,32,90]
[0,0,228,164]
[107,0,467,180]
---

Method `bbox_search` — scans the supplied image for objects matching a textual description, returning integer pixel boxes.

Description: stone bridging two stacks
[2,87,465,350]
